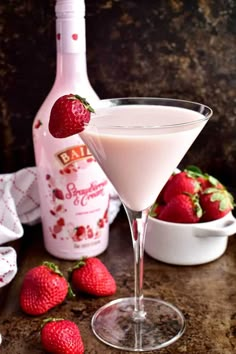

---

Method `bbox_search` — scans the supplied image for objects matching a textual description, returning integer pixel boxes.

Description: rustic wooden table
[1,210,236,354]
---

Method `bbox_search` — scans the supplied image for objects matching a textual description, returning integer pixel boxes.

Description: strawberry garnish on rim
[49,94,94,138]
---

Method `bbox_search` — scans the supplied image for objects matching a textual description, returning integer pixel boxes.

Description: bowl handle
[194,215,236,238]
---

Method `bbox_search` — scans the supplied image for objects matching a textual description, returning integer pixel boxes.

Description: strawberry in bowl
[145,166,236,265]
[152,166,234,223]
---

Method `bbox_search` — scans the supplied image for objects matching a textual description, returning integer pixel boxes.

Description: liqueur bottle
[33,0,110,259]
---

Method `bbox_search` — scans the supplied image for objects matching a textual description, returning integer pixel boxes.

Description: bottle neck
[55,15,88,84]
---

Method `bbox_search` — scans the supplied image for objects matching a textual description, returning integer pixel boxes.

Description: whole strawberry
[49,94,94,138]
[185,165,224,192]
[163,171,200,203]
[20,262,69,315]
[197,174,224,191]
[200,187,234,221]
[71,258,116,296]
[158,193,203,223]
[41,318,84,354]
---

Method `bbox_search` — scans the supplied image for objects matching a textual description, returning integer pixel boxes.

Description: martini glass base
[91,297,185,352]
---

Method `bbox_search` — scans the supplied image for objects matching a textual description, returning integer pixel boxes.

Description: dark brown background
[1,0,236,188]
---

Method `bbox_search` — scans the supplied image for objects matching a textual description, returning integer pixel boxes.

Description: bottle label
[56,145,92,165]
[35,134,110,259]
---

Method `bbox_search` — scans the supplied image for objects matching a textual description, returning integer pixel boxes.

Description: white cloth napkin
[0,167,121,288]
[0,167,40,288]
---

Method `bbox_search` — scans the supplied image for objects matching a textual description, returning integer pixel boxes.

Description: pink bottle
[32,0,110,260]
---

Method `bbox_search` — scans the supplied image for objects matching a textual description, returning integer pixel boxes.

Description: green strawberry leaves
[184,192,203,218]
[42,261,75,299]
[149,203,158,217]
[185,165,203,178]
[41,317,64,329]
[43,261,64,277]
[69,94,95,113]
[208,175,222,187]
[203,187,234,211]
[185,165,223,188]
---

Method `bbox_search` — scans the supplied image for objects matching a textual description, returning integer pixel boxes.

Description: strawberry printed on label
[53,188,64,200]
[73,226,86,241]
[53,224,62,234]
[34,120,42,129]
[86,225,94,238]
[57,217,65,226]
[98,219,105,228]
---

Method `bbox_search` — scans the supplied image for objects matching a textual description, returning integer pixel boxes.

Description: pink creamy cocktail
[79,98,212,352]
[80,104,207,211]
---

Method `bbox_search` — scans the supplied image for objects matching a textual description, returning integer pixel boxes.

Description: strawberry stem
[41,317,64,329]
[42,261,64,277]
[149,203,158,217]
[185,165,203,177]
[68,94,95,113]
[68,258,87,284]
[67,283,76,299]
[71,258,87,271]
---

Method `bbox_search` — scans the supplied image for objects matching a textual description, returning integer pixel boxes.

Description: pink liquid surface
[80,105,208,211]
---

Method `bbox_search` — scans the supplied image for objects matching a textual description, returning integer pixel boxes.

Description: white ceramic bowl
[145,212,236,265]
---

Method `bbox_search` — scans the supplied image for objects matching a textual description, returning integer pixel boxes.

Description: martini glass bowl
[80,97,212,352]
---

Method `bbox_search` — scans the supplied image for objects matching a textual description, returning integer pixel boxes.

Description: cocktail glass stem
[87,97,212,351]
[124,206,150,321]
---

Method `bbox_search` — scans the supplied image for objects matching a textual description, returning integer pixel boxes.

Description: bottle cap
[55,0,85,17]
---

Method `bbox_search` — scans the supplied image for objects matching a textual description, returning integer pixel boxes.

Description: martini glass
[80,98,212,351]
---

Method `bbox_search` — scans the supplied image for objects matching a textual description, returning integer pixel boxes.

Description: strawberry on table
[200,187,234,221]
[71,257,116,297]
[163,171,201,203]
[41,318,84,354]
[49,94,94,138]
[20,261,70,315]
[159,193,203,223]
